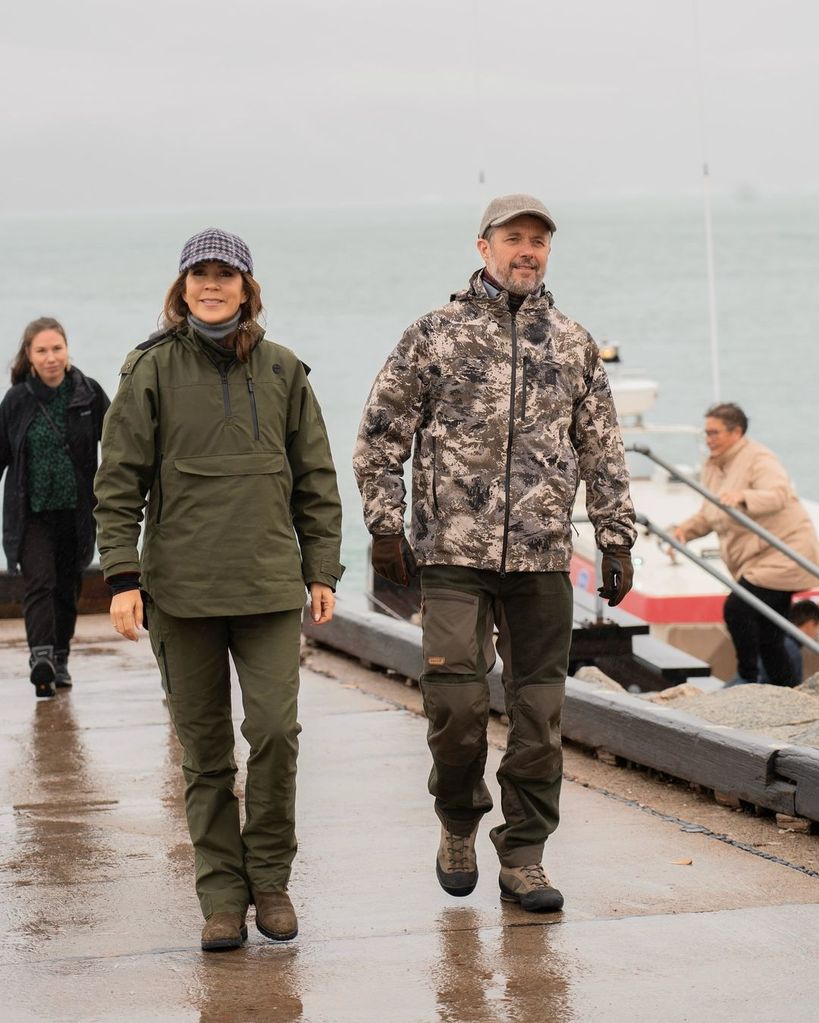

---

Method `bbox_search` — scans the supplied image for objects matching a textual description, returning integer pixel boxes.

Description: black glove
[598,546,634,607]
[371,533,417,587]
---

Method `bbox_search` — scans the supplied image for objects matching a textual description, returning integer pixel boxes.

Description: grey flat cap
[179,227,254,275]
[478,194,557,237]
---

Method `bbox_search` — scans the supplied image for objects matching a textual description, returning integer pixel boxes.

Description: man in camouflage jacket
[354,194,636,912]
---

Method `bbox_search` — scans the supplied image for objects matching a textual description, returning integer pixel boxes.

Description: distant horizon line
[3,186,818,220]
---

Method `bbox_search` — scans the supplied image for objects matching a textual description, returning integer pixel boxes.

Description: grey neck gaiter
[187,311,241,344]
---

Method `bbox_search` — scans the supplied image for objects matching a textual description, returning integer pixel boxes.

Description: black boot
[54,649,73,688]
[29,645,56,699]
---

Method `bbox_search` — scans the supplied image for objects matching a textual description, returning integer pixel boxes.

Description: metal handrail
[627,443,819,582]
[637,515,819,657]
[365,590,408,622]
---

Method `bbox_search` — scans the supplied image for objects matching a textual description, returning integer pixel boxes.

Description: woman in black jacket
[0,317,109,697]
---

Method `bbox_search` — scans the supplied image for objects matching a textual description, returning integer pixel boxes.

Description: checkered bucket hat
[178,228,254,275]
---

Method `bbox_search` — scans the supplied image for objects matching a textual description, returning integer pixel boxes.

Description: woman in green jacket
[94,228,343,951]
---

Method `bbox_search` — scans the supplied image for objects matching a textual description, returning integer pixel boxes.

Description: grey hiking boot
[499,864,564,913]
[435,822,479,897]
[54,649,73,688]
[201,911,247,952]
[29,646,56,699]
[251,888,298,941]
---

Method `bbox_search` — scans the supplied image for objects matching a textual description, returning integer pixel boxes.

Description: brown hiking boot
[499,863,564,913]
[435,822,479,897]
[252,888,298,941]
[201,911,247,952]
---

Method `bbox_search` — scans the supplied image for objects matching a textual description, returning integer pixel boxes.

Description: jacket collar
[451,268,554,313]
[27,366,92,408]
[179,322,265,365]
[710,434,749,470]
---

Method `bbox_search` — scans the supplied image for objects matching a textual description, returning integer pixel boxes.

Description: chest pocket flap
[174,452,284,476]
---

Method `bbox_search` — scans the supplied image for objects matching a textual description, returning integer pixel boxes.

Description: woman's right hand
[663,526,687,561]
[110,590,144,642]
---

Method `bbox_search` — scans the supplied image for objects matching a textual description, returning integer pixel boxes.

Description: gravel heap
[667,685,819,748]
[574,666,819,750]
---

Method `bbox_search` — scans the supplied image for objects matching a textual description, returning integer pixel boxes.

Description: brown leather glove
[371,533,417,587]
[598,546,634,607]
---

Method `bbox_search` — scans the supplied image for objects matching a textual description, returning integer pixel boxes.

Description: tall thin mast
[693,0,720,402]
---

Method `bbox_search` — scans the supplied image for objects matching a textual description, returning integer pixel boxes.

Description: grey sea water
[0,196,817,596]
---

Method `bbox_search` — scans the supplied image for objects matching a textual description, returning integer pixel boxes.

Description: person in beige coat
[674,403,819,686]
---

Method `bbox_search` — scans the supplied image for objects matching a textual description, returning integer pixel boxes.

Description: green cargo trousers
[146,598,302,919]
[419,566,573,868]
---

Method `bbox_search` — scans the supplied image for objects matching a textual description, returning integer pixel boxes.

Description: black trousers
[723,577,795,686]
[18,510,83,653]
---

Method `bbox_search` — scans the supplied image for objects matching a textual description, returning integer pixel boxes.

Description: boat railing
[573,509,819,657]
[634,514,819,659]
[584,441,819,658]
[627,443,819,584]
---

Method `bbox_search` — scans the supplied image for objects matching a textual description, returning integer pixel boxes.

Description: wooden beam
[0,567,110,618]
[303,605,815,822]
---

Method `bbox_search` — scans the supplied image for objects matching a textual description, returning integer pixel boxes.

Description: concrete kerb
[303,604,819,822]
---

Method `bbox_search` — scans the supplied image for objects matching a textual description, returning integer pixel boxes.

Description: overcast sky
[2,0,817,213]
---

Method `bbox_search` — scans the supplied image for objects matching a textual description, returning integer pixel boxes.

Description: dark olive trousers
[147,600,302,919]
[419,566,573,868]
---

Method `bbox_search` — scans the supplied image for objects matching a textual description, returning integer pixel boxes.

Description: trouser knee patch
[421,681,490,763]
[504,684,564,777]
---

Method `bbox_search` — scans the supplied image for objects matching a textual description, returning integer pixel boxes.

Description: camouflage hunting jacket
[353,270,636,573]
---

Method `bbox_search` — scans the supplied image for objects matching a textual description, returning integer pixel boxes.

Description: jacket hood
[66,365,96,406]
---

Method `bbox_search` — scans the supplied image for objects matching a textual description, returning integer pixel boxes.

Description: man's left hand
[598,547,634,607]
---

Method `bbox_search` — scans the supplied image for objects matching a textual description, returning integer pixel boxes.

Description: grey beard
[487,260,544,296]
[504,272,544,296]
[506,277,543,296]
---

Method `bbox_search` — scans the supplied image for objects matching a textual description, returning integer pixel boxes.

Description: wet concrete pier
[1,615,818,1022]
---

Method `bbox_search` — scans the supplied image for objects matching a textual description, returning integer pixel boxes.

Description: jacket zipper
[499,313,518,576]
[155,454,164,525]
[431,436,439,513]
[218,365,232,418]
[521,357,528,420]
[246,375,260,441]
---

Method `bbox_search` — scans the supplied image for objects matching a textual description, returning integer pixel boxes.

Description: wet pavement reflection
[1,616,818,1022]
[193,946,303,1023]
[433,908,573,1023]
[6,693,118,957]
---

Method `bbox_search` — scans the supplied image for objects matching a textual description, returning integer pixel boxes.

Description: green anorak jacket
[354,271,635,573]
[94,326,343,617]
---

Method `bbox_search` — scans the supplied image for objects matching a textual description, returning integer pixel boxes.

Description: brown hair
[10,317,68,384]
[162,270,264,363]
[705,402,748,435]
